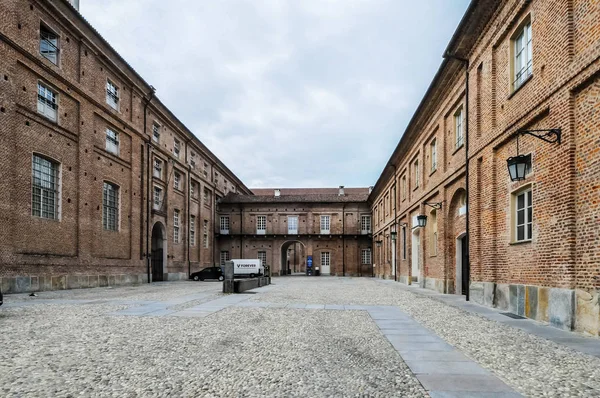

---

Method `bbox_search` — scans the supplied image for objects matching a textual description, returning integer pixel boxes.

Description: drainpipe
[444,52,470,301]
[392,164,397,282]
[143,87,155,284]
[187,163,191,278]
[342,203,346,276]
[240,205,243,258]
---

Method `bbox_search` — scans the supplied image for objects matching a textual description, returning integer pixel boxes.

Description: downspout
[143,87,155,284]
[240,205,243,258]
[342,203,346,276]
[444,52,470,301]
[186,156,191,278]
[392,164,397,282]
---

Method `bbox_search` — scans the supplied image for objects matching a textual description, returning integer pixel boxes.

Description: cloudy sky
[82,0,469,189]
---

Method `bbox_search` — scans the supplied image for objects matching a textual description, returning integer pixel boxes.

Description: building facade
[370,0,600,335]
[216,188,373,276]
[0,0,251,293]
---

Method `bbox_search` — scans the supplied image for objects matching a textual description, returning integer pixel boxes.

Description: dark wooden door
[152,249,163,282]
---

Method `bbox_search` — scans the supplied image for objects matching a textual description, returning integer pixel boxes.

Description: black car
[190,266,224,281]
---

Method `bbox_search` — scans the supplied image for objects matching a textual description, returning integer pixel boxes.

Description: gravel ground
[257,277,600,398]
[0,281,426,398]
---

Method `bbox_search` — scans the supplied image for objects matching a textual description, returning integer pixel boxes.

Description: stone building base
[1,274,150,294]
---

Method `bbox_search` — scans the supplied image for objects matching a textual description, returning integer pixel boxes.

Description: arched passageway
[151,222,167,282]
[280,241,306,276]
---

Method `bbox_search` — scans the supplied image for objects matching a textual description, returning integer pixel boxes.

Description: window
[105,128,119,155]
[102,182,119,231]
[190,215,196,246]
[458,192,467,216]
[513,20,532,91]
[173,209,180,243]
[106,80,119,110]
[402,225,407,260]
[203,220,209,248]
[414,159,419,188]
[430,139,437,171]
[361,215,371,234]
[153,159,162,179]
[204,162,209,178]
[220,250,230,266]
[258,251,267,267]
[288,216,298,234]
[32,154,59,219]
[361,249,371,265]
[174,171,181,190]
[321,252,330,267]
[153,186,162,210]
[402,175,407,200]
[514,188,533,242]
[190,181,197,199]
[320,215,330,234]
[220,216,230,234]
[37,83,58,121]
[257,215,266,234]
[190,152,196,169]
[430,209,437,256]
[40,25,59,65]
[455,107,464,149]
[204,188,210,205]
[173,139,180,158]
[152,123,160,142]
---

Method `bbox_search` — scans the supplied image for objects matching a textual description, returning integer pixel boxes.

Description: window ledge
[509,239,532,246]
[429,167,437,177]
[508,74,533,99]
[452,144,464,156]
[413,185,419,192]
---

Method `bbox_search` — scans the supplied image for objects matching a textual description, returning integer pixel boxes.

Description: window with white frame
[514,188,532,242]
[190,215,196,246]
[152,123,160,142]
[37,82,58,122]
[153,159,162,179]
[320,215,330,234]
[455,107,464,148]
[458,191,467,216]
[106,80,119,110]
[203,220,209,248]
[402,225,407,260]
[105,128,119,155]
[414,159,419,188]
[361,249,371,265]
[190,180,198,199]
[174,171,181,191]
[102,182,119,231]
[173,138,180,158]
[402,175,407,200]
[430,138,437,171]
[288,216,298,234]
[173,209,180,243]
[258,251,267,267]
[203,162,208,178]
[513,19,532,91]
[220,216,230,234]
[204,188,211,205]
[40,24,59,65]
[321,252,330,267]
[32,154,59,219]
[153,186,162,210]
[256,215,266,234]
[220,250,230,266]
[190,152,196,169]
[361,215,371,234]
[430,209,437,256]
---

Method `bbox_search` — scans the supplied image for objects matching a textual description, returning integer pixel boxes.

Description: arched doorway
[411,229,420,283]
[447,188,467,295]
[280,241,306,276]
[151,222,167,282]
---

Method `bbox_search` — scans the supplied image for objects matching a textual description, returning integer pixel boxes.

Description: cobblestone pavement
[1,277,599,397]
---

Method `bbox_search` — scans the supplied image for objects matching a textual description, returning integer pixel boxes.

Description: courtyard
[1,277,600,397]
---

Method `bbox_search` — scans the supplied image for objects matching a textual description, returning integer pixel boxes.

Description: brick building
[217,187,373,276]
[0,0,251,293]
[370,0,600,335]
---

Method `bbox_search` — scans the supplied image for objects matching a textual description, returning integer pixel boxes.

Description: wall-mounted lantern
[507,128,561,182]
[416,215,427,228]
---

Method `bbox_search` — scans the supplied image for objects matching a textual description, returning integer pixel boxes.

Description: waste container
[315,267,320,276]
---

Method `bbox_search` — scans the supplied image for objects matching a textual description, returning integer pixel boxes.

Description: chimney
[274,189,280,197]
[369,186,374,194]
[339,186,345,196]
[68,0,80,11]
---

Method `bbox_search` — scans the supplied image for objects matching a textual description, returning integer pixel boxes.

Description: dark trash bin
[315,267,320,276]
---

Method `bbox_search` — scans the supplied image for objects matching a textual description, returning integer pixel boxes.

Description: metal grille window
[220,251,230,266]
[190,215,196,246]
[361,249,371,265]
[105,128,119,155]
[153,186,162,210]
[203,220,209,248]
[173,209,180,243]
[174,171,181,190]
[40,25,59,65]
[153,159,162,179]
[220,216,230,234]
[37,83,58,121]
[513,20,532,91]
[288,216,298,234]
[515,189,533,242]
[430,139,437,171]
[257,215,266,234]
[152,123,160,142]
[102,182,119,231]
[106,80,119,110]
[321,252,330,267]
[455,107,464,148]
[320,215,330,234]
[173,139,180,158]
[32,154,59,219]
[361,215,371,234]
[258,251,267,267]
